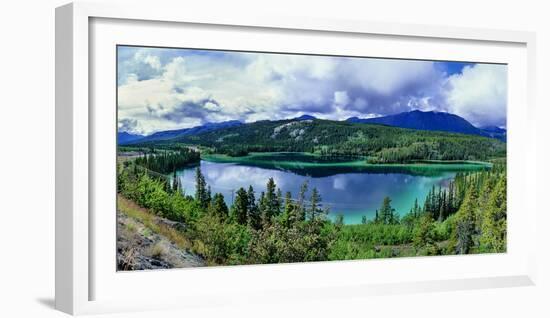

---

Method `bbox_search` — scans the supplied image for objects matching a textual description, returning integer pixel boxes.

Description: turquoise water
[173,154,489,224]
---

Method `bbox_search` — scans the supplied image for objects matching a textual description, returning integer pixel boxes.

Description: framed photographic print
[56,1,537,315]
[115,44,508,269]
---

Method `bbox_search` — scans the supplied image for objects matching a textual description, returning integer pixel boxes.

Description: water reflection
[175,160,463,224]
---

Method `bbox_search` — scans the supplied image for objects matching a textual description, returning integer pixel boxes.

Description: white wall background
[0,0,547,317]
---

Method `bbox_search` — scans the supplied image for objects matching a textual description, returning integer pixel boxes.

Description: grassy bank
[118,195,193,251]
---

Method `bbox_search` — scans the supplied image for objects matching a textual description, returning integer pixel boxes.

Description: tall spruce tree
[259,191,269,226]
[379,196,397,225]
[448,181,455,212]
[281,191,294,227]
[206,185,212,205]
[233,187,249,225]
[480,175,507,252]
[297,180,308,222]
[438,190,447,222]
[451,185,478,254]
[209,193,229,220]
[423,188,432,215]
[309,187,323,221]
[430,185,437,217]
[276,188,283,215]
[171,170,179,194]
[263,178,279,223]
[247,185,261,230]
[413,198,420,218]
[195,167,209,208]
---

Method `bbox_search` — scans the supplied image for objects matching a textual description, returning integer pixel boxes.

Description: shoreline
[201,152,494,170]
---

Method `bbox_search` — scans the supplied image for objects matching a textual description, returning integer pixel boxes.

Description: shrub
[149,243,165,260]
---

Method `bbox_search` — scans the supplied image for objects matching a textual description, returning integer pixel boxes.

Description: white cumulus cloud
[444,64,507,127]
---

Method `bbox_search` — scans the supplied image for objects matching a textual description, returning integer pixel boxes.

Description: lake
[173,153,490,224]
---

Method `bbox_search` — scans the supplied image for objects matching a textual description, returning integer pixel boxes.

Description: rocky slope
[117,211,205,270]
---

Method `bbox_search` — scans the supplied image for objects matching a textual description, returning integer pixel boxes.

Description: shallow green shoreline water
[201,152,492,176]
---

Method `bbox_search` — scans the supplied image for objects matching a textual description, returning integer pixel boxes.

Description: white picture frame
[55,1,537,315]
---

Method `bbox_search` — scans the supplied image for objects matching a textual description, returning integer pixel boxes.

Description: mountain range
[118,131,144,145]
[346,110,506,141]
[118,120,243,145]
[118,110,506,145]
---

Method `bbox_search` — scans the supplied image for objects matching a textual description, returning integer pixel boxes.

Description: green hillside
[135,119,506,163]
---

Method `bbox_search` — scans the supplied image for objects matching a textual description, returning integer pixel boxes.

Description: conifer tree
[297,180,308,222]
[379,197,397,225]
[276,188,283,216]
[423,188,432,215]
[451,185,478,254]
[171,170,179,194]
[438,190,446,222]
[195,167,209,208]
[259,191,270,226]
[413,213,436,254]
[281,191,294,227]
[309,187,323,221]
[480,176,507,252]
[117,163,129,194]
[247,186,261,230]
[132,161,138,176]
[263,178,280,222]
[233,187,249,225]
[448,181,455,212]
[413,198,420,218]
[430,185,437,217]
[206,185,212,204]
[209,193,229,220]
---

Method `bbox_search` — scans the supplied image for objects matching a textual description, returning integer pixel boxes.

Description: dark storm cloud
[160,98,222,123]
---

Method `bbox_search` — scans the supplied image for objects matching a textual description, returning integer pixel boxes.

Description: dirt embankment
[117,204,205,271]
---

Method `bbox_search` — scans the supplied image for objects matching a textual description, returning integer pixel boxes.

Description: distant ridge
[347,110,506,141]
[119,111,506,146]
[479,125,507,141]
[292,114,316,121]
[118,131,144,145]
[121,120,243,145]
[480,126,506,134]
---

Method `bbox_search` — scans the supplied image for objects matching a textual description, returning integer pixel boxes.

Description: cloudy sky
[117,46,507,135]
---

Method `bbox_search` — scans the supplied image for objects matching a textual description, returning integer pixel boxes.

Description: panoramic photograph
[116,45,507,270]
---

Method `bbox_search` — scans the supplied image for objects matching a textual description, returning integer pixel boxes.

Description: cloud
[333,91,350,108]
[117,49,166,85]
[343,58,438,96]
[118,118,139,133]
[117,46,507,134]
[444,64,507,127]
[137,51,162,71]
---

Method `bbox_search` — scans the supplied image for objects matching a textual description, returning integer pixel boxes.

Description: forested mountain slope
[136,118,506,163]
